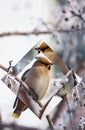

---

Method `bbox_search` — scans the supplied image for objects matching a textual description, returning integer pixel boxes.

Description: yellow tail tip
[12,112,20,118]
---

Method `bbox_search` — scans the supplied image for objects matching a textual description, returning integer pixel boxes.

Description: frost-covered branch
[0,122,41,130]
[62,0,85,29]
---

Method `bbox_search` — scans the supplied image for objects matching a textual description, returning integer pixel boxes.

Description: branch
[0,122,41,130]
[0,31,52,37]
[62,1,85,29]
[0,27,85,38]
[70,9,85,23]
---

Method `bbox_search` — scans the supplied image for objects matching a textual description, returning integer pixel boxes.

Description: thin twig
[0,27,85,38]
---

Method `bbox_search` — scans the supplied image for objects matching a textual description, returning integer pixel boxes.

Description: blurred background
[0,0,85,130]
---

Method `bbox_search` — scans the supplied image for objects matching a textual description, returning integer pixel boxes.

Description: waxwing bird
[35,42,69,75]
[25,56,53,100]
[35,42,74,97]
[12,56,53,118]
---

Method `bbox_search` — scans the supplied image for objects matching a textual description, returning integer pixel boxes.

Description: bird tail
[12,110,20,118]
[13,97,19,108]
[12,98,27,118]
[12,69,30,118]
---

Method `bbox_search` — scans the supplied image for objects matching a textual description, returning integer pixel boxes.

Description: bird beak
[35,47,38,50]
[35,47,40,54]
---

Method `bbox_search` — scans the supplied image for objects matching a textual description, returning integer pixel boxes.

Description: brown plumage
[25,56,52,100]
[12,56,52,118]
[35,42,74,97]
[35,42,69,75]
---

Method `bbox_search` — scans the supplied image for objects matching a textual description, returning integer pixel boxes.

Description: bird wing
[13,69,30,109]
[25,67,49,100]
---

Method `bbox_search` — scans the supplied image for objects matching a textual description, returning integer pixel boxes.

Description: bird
[35,42,69,75]
[25,56,53,100]
[35,42,74,97]
[12,56,53,118]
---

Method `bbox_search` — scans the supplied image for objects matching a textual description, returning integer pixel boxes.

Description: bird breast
[25,66,49,100]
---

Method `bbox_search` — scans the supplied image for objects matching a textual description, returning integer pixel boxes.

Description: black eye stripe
[41,46,49,51]
[40,61,51,70]
[40,61,48,66]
